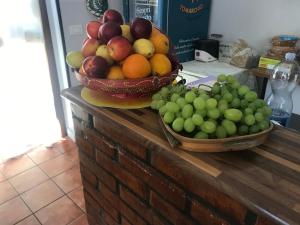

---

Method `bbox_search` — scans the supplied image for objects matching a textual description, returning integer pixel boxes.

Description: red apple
[103,9,123,25]
[99,22,122,44]
[130,17,152,39]
[81,38,100,57]
[86,21,102,39]
[107,36,132,61]
[82,56,109,78]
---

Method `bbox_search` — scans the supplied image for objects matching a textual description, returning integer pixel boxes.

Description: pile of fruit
[151,74,273,139]
[66,9,172,80]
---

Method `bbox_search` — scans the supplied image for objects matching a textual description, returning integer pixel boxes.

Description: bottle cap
[285,52,296,61]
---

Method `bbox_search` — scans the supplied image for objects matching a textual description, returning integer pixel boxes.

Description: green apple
[66,51,84,69]
[95,45,114,65]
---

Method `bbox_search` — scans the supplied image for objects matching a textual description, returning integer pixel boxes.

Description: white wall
[209,0,300,114]
[58,0,123,86]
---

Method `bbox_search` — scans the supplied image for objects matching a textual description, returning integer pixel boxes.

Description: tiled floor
[0,138,88,225]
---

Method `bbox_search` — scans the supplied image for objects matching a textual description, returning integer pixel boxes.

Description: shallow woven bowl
[75,53,181,99]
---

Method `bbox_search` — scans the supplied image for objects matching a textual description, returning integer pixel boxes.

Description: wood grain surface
[62,86,300,225]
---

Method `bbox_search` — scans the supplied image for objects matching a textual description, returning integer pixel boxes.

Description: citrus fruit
[133,39,155,58]
[107,66,124,80]
[151,26,161,37]
[150,54,172,76]
[149,33,169,54]
[122,54,151,79]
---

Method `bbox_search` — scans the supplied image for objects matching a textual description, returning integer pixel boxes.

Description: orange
[150,54,172,76]
[122,54,151,79]
[150,32,169,54]
[151,26,161,37]
[107,66,124,80]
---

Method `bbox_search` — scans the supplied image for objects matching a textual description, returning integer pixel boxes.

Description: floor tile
[35,196,83,225]
[68,187,85,212]
[9,167,48,193]
[51,138,77,154]
[0,196,32,225]
[0,155,35,178]
[0,171,6,182]
[21,180,64,212]
[0,180,18,205]
[27,145,61,164]
[16,215,41,225]
[38,154,76,177]
[68,214,88,225]
[52,166,82,193]
[64,147,79,162]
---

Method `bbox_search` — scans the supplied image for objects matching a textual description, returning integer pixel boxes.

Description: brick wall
[71,104,275,225]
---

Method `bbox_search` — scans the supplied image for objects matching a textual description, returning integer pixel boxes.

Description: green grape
[248,102,256,111]
[159,105,167,116]
[199,93,210,100]
[208,108,220,119]
[256,107,264,114]
[184,118,196,133]
[216,126,227,139]
[259,120,270,131]
[152,93,162,100]
[197,88,207,95]
[240,99,248,109]
[249,124,260,134]
[226,75,236,84]
[212,84,221,94]
[206,98,218,109]
[193,97,206,110]
[255,112,264,122]
[231,98,241,108]
[165,102,180,113]
[238,125,249,135]
[238,85,250,96]
[223,93,233,103]
[176,97,187,109]
[218,100,229,114]
[150,100,158,110]
[163,111,175,124]
[221,87,229,96]
[231,89,238,98]
[254,99,266,108]
[176,111,182,118]
[262,106,272,117]
[208,119,218,127]
[185,91,196,103]
[194,132,209,139]
[182,104,194,119]
[245,91,258,102]
[201,121,216,134]
[231,81,241,89]
[196,109,207,118]
[192,114,204,126]
[214,95,222,101]
[224,109,243,122]
[157,100,165,109]
[217,74,227,82]
[172,117,184,132]
[244,108,254,115]
[160,87,169,98]
[222,119,237,136]
[171,93,180,102]
[244,114,255,126]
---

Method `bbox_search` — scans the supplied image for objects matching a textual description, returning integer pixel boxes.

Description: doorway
[0,0,62,161]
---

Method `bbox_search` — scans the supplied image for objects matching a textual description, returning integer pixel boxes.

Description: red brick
[73,117,84,137]
[76,136,95,159]
[119,150,186,210]
[96,149,147,199]
[94,116,148,160]
[150,191,196,225]
[84,127,117,159]
[83,179,120,221]
[80,151,117,192]
[80,164,97,188]
[151,150,247,225]
[98,182,147,225]
[102,209,119,225]
[190,199,231,225]
[119,185,170,225]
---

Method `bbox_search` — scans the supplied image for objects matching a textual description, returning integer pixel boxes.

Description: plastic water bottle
[266,53,299,126]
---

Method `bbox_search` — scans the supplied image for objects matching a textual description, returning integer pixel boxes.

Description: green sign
[86,0,108,18]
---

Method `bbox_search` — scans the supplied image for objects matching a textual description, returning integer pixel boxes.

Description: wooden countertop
[62,86,300,225]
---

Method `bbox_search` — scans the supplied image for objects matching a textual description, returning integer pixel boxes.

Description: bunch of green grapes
[150,74,272,139]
